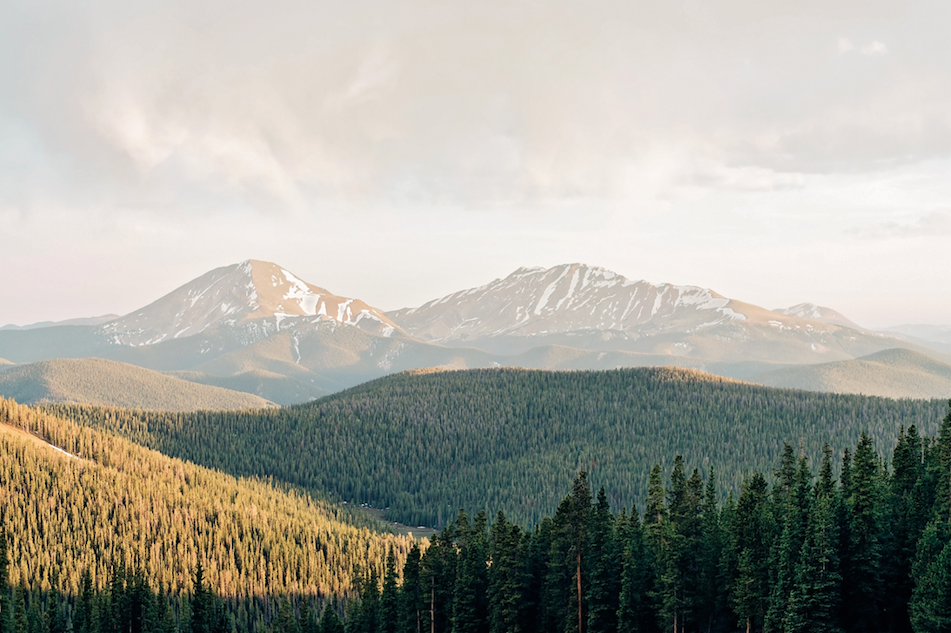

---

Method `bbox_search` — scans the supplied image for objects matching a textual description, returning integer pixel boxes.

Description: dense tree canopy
[44,368,947,527]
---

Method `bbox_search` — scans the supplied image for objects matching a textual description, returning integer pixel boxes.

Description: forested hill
[46,367,948,527]
[0,396,412,625]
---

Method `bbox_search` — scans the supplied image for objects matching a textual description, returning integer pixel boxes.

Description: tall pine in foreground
[783,445,842,633]
[910,402,951,631]
[843,432,883,632]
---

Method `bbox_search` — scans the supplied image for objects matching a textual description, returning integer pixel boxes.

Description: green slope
[0,396,411,602]
[0,357,276,411]
[45,367,948,527]
[751,348,951,399]
[168,368,330,405]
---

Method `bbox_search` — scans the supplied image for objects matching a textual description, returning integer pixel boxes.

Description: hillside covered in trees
[45,367,948,526]
[0,397,412,631]
[1,405,950,633]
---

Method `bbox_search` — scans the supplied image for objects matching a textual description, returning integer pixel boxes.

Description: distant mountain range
[0,259,948,404]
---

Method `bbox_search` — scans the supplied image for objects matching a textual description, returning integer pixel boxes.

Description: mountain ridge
[0,259,946,403]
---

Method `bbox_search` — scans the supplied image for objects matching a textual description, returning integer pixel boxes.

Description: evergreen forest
[44,367,948,526]
[1,402,950,633]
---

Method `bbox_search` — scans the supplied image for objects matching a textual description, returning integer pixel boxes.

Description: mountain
[1,260,944,402]
[772,302,867,330]
[883,324,951,344]
[168,368,330,405]
[0,358,275,410]
[0,314,119,331]
[100,259,400,346]
[52,367,947,527]
[751,348,951,400]
[387,263,922,366]
[0,395,409,605]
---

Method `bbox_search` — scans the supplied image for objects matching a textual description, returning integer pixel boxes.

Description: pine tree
[565,473,592,633]
[399,545,423,633]
[910,402,951,632]
[276,598,300,633]
[586,488,619,633]
[75,570,94,633]
[727,473,771,633]
[843,432,883,632]
[783,446,842,633]
[301,600,316,633]
[616,510,653,633]
[696,468,724,633]
[420,524,457,633]
[320,604,345,633]
[764,453,811,633]
[381,548,400,633]
[487,511,524,633]
[453,510,489,633]
[191,562,214,633]
[13,588,25,633]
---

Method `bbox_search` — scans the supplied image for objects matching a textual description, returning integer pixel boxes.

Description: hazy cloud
[852,210,951,238]
[2,0,950,212]
[2,0,951,327]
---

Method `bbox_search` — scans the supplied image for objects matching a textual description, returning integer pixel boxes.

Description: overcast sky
[1,0,949,328]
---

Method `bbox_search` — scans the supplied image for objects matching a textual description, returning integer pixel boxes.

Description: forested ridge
[1,405,950,633]
[45,367,948,526]
[0,397,413,632]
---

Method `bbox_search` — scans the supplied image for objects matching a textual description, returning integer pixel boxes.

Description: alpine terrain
[1,260,948,402]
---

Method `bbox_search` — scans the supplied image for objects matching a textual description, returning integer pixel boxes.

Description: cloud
[851,210,951,238]
[861,41,888,55]
[1,0,949,214]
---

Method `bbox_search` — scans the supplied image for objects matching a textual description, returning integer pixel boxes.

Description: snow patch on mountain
[387,263,751,343]
[100,260,401,346]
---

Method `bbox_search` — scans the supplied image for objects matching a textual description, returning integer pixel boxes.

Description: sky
[1,0,950,329]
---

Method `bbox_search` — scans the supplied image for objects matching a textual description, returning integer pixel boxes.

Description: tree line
[337,411,951,633]
[43,367,948,527]
[2,402,950,633]
[0,396,413,632]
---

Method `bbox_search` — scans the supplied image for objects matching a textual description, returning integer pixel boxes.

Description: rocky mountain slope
[101,259,400,346]
[387,263,925,366]
[0,260,946,403]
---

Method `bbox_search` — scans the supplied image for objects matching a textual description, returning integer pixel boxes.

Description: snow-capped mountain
[1,259,945,402]
[772,303,866,331]
[386,263,926,365]
[389,263,821,343]
[100,260,400,346]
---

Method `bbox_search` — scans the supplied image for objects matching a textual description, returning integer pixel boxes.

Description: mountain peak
[387,263,746,344]
[100,260,399,346]
[772,303,865,331]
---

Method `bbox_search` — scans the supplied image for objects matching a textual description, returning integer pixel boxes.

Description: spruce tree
[586,488,619,633]
[616,510,653,633]
[190,562,214,633]
[13,588,25,633]
[843,432,883,632]
[910,402,951,632]
[727,473,770,633]
[783,446,842,633]
[399,545,423,633]
[381,549,400,633]
[276,598,300,633]
[320,604,345,633]
[301,600,316,633]
[487,511,524,633]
